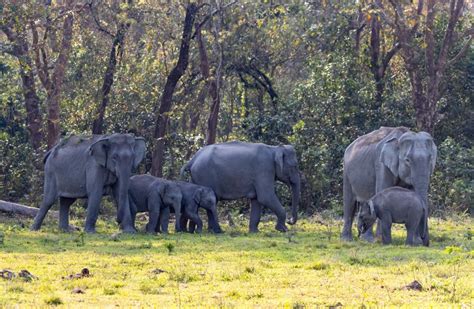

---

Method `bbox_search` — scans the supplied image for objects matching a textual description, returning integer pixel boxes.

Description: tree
[151,3,198,176]
[1,6,43,150]
[31,1,78,148]
[91,0,133,134]
[376,0,472,133]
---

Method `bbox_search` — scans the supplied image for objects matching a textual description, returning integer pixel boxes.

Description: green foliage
[430,137,473,214]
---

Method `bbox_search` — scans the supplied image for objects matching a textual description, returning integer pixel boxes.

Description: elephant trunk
[288,173,300,225]
[117,168,134,232]
[413,167,430,246]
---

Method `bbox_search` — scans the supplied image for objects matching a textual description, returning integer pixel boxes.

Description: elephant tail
[180,160,192,180]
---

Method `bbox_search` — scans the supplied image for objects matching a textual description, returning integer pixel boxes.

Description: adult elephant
[341,127,437,245]
[31,133,146,233]
[181,141,300,233]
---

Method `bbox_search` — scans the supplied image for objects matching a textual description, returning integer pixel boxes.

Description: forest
[0,0,472,214]
[0,0,473,306]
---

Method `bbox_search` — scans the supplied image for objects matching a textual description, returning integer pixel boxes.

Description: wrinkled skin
[181,141,301,233]
[31,134,146,233]
[128,175,183,233]
[357,187,427,246]
[173,181,222,234]
[341,127,436,245]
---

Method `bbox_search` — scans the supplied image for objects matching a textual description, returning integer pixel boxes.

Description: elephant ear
[133,138,146,169]
[274,147,284,175]
[89,138,110,168]
[420,132,437,174]
[193,188,203,205]
[380,137,399,176]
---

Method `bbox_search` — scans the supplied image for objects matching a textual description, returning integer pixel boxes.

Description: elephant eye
[405,157,411,164]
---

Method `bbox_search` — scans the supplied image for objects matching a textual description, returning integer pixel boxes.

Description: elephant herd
[30,126,437,246]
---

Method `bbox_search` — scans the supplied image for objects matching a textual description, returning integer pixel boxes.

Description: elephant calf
[174,181,222,234]
[129,175,183,233]
[357,187,428,246]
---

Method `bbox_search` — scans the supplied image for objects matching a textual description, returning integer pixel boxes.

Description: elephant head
[380,131,437,207]
[89,134,146,231]
[274,145,301,225]
[357,201,377,237]
[194,187,217,210]
[160,182,183,231]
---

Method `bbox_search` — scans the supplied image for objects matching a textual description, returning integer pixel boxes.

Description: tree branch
[191,0,237,39]
[447,35,473,66]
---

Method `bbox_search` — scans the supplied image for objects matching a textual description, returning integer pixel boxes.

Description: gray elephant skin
[181,141,301,233]
[128,175,183,233]
[31,134,146,233]
[357,187,427,246]
[341,127,436,245]
[174,181,222,234]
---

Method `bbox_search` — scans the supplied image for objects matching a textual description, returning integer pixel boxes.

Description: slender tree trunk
[1,26,43,150]
[92,22,130,134]
[47,13,74,148]
[18,43,43,150]
[151,3,198,176]
[194,19,221,145]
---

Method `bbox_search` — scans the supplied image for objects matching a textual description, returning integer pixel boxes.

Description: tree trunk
[194,20,221,145]
[92,16,131,134]
[0,200,58,218]
[47,13,74,149]
[151,3,198,176]
[1,26,43,150]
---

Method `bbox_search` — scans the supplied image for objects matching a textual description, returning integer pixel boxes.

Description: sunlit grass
[0,214,472,307]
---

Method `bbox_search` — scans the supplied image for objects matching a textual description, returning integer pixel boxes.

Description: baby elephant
[357,187,428,246]
[129,175,183,233]
[175,181,222,234]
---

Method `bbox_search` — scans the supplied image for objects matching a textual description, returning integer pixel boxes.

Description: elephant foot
[84,227,97,234]
[275,223,288,232]
[30,224,41,231]
[360,231,375,243]
[213,228,224,234]
[249,227,259,233]
[340,233,353,242]
[287,217,297,225]
[60,225,81,233]
[122,226,137,234]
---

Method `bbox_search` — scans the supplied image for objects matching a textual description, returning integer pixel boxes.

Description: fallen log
[0,200,58,218]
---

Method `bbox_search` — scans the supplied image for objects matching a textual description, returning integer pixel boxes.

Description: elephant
[173,181,222,234]
[180,141,300,233]
[31,133,146,233]
[357,187,428,246]
[341,126,437,245]
[128,175,183,233]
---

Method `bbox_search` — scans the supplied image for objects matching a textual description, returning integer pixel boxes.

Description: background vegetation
[0,0,472,216]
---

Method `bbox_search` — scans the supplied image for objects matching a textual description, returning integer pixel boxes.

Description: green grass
[0,214,472,307]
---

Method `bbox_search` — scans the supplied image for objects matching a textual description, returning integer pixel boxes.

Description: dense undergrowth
[0,213,472,307]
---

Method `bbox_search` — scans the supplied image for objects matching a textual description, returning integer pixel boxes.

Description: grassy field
[0,213,472,307]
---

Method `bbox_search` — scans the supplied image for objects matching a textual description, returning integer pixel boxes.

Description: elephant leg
[207,209,222,233]
[405,223,418,246]
[256,192,287,233]
[84,190,103,233]
[59,197,76,232]
[179,213,189,233]
[249,199,262,233]
[159,207,170,234]
[341,173,356,241]
[31,178,57,231]
[188,218,196,233]
[174,207,182,233]
[185,209,203,233]
[381,219,392,245]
